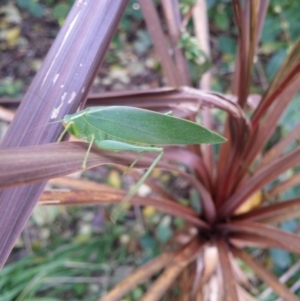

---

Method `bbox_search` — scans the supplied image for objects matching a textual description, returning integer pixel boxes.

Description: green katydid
[58,106,226,221]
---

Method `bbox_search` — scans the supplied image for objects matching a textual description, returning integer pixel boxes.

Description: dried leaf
[140,238,203,301]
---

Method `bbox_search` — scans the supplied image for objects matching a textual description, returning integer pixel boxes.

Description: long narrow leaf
[260,123,300,168]
[218,0,268,198]
[139,0,180,86]
[216,238,239,301]
[259,261,300,300]
[267,173,300,199]
[263,38,300,99]
[231,0,243,96]
[247,75,300,163]
[218,145,300,218]
[193,0,214,173]
[0,141,217,224]
[140,239,203,301]
[87,87,248,124]
[255,0,270,50]
[0,142,160,188]
[234,198,300,224]
[99,251,178,301]
[0,0,129,268]
[231,245,299,301]
[161,0,190,85]
[49,176,114,191]
[229,232,298,253]
[39,190,209,229]
[220,221,300,255]
[252,38,300,128]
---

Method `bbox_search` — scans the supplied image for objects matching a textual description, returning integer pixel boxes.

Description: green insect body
[59,106,226,221]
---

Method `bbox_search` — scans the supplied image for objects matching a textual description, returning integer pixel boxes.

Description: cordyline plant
[1,0,300,300]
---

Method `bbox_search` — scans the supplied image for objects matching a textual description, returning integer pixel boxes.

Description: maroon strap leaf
[218,145,300,219]
[233,197,300,224]
[220,221,300,255]
[260,123,300,168]
[229,232,298,253]
[0,0,129,268]
[40,190,209,229]
[0,142,151,188]
[216,238,239,301]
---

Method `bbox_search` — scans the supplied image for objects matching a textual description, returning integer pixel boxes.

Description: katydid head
[61,111,87,139]
[60,120,77,138]
[20,116,77,142]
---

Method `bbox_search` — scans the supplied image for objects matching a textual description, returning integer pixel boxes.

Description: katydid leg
[83,136,163,221]
[94,139,163,222]
[82,135,95,169]
[111,150,163,222]
[123,152,144,175]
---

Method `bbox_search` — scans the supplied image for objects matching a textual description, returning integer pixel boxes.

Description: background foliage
[1,0,300,300]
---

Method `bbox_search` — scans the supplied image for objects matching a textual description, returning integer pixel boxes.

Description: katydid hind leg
[82,134,95,169]
[123,152,144,175]
[111,150,164,222]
